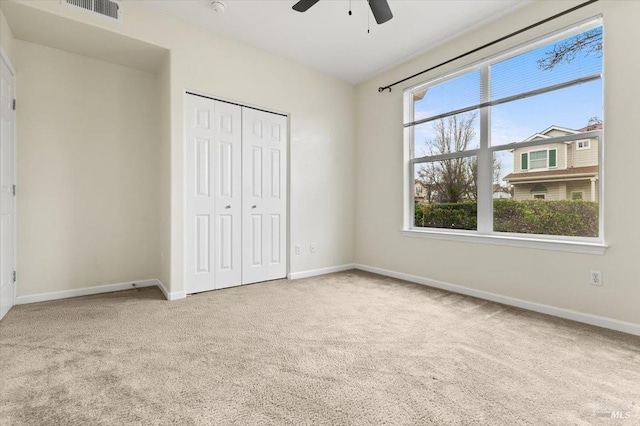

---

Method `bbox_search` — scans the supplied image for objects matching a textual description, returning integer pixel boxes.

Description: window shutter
[521,153,528,170]
[549,149,557,168]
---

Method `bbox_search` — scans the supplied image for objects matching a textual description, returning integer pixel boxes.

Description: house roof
[579,122,603,132]
[524,125,580,142]
[504,166,599,182]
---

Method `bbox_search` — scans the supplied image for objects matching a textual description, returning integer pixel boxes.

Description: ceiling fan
[292,0,393,25]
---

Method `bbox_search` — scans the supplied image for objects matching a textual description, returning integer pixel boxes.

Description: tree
[537,28,602,71]
[417,113,478,203]
[417,113,504,203]
[584,116,602,131]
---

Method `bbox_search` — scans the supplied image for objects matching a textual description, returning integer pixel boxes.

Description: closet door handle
[251,205,257,209]
[225,205,231,209]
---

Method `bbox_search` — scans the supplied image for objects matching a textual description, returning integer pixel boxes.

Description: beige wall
[14,40,162,296]
[4,0,356,295]
[0,9,13,60]
[355,0,640,325]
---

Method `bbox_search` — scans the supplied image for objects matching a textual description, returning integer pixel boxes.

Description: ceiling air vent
[65,0,122,21]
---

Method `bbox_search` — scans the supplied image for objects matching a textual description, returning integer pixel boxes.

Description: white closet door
[186,95,242,293]
[242,108,287,285]
[212,101,242,289]
[0,56,15,320]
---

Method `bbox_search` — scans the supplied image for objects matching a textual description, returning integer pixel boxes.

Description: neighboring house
[414,180,427,202]
[414,180,444,203]
[503,124,600,202]
[492,184,512,199]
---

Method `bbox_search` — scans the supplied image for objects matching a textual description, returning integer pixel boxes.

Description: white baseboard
[14,265,638,336]
[157,280,186,301]
[354,264,640,337]
[15,279,161,305]
[287,264,356,280]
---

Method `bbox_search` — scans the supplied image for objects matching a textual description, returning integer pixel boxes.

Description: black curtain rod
[185,92,288,117]
[378,0,600,93]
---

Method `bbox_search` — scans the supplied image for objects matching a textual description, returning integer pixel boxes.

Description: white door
[185,95,242,293]
[242,108,287,285]
[0,54,16,320]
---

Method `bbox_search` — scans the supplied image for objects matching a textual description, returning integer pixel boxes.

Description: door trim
[183,90,291,293]
[0,47,17,319]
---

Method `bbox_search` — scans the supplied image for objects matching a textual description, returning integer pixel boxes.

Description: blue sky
[413,27,603,182]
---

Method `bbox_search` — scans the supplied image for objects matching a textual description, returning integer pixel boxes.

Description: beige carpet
[1,270,639,425]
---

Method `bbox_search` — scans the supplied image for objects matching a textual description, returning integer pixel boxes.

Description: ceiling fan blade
[368,0,393,24]
[292,0,321,12]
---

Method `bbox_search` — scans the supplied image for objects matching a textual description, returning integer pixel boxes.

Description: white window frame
[403,18,606,255]
[576,139,590,150]
[532,193,546,200]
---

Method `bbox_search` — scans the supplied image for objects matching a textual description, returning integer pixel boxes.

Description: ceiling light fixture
[210,1,226,13]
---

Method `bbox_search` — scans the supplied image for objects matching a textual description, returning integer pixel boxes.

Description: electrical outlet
[310,244,316,254]
[295,245,302,255]
[590,270,602,286]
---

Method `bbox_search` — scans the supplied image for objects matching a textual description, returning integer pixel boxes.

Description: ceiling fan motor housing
[292,0,393,24]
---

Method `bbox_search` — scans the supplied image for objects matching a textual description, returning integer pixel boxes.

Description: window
[529,150,547,169]
[576,140,590,150]
[524,148,557,170]
[405,19,604,250]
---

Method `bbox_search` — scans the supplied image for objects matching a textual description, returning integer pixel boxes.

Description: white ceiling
[143,0,529,84]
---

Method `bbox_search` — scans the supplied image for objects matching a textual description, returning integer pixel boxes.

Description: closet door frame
[183,90,290,294]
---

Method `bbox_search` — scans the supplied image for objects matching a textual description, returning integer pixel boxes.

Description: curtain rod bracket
[378,86,392,93]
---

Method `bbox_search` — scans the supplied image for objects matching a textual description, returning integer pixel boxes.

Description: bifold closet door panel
[242,108,288,285]
[212,101,242,289]
[185,95,242,293]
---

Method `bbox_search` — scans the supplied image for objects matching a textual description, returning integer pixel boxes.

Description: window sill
[402,229,607,255]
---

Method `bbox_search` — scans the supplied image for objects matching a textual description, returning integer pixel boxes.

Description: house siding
[572,138,599,168]
[566,180,599,202]
[512,179,598,202]
[513,142,567,172]
[514,182,562,201]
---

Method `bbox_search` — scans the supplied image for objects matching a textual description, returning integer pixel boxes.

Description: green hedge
[415,199,598,237]
[415,201,477,230]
